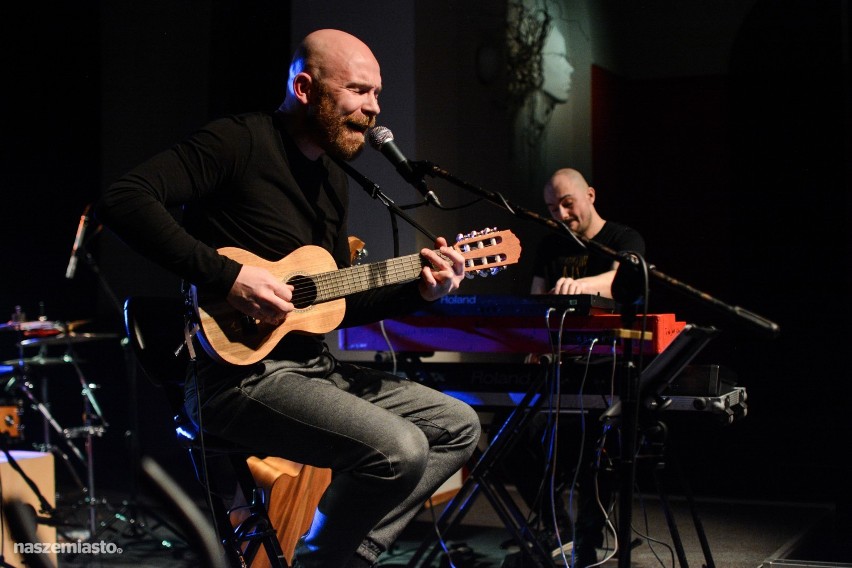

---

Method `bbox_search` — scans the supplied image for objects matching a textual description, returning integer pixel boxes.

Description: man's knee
[450,400,482,449]
[381,426,430,489]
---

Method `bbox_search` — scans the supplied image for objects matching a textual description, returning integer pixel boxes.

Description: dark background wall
[590,1,851,506]
[1,1,849,513]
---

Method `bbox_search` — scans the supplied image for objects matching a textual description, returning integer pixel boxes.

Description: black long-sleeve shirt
[97,112,429,359]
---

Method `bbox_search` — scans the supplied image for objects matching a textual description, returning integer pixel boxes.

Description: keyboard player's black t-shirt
[532,220,645,288]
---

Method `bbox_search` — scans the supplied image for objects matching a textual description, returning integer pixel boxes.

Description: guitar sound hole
[287,275,317,309]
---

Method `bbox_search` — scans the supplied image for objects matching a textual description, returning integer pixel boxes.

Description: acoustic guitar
[192,228,521,366]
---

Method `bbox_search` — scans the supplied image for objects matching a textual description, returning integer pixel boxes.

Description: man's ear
[292,72,312,104]
[588,186,596,203]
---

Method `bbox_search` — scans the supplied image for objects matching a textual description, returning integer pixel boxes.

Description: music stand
[638,324,719,400]
[602,324,720,421]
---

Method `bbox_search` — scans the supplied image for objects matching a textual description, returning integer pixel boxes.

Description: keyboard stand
[406,359,554,568]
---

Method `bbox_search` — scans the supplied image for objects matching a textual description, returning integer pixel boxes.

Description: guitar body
[195,246,346,365]
[193,228,521,366]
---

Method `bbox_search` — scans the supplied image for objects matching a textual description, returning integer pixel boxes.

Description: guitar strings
[311,255,423,302]
[288,254,423,305]
[287,238,510,306]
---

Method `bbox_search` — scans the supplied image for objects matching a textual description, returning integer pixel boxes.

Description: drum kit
[0,306,120,539]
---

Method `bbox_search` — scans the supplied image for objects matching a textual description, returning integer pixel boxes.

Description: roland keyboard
[339,294,686,355]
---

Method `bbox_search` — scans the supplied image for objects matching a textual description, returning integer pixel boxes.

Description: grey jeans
[184,346,481,567]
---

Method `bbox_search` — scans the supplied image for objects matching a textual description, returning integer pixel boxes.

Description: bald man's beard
[308,87,374,161]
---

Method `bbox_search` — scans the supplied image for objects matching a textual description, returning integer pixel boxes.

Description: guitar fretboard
[312,253,423,303]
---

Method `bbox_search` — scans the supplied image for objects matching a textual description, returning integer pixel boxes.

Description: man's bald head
[544,168,588,198]
[285,29,380,104]
[543,168,604,238]
[278,29,382,160]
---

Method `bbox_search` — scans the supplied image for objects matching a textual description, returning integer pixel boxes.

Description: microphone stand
[412,159,781,567]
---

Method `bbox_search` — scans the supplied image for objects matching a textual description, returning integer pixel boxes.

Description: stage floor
[381,494,848,568]
[44,486,850,568]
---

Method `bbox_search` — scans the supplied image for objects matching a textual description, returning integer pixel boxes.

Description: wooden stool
[237,457,331,567]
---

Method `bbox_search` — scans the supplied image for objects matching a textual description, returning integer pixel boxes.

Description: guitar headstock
[453,228,522,278]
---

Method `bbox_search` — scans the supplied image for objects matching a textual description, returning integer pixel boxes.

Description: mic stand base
[92,499,186,550]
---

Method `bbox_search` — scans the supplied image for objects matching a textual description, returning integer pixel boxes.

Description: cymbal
[17,332,120,348]
[0,320,63,334]
[2,355,78,367]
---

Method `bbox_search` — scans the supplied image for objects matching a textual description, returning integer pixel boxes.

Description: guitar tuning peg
[476,266,505,278]
[458,228,501,243]
[353,248,369,265]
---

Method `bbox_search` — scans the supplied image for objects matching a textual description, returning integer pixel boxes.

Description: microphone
[367,126,442,207]
[65,204,91,279]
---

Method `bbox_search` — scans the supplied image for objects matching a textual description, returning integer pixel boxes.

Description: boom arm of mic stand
[331,156,439,243]
[418,160,780,338]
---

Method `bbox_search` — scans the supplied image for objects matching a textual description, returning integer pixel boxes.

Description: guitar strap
[183,321,198,361]
[180,281,200,361]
